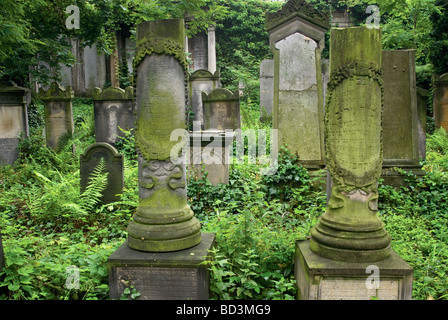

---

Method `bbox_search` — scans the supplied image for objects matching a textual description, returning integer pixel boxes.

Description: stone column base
[108,233,215,300]
[294,240,413,300]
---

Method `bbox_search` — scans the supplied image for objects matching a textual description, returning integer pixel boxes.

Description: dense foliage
[1,0,448,301]
[0,0,225,86]
[1,98,448,300]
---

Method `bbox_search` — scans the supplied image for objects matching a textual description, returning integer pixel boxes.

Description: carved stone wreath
[324,60,384,191]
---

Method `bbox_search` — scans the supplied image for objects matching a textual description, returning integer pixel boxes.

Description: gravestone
[188,129,235,186]
[416,87,429,160]
[108,19,214,300]
[295,27,413,300]
[202,88,240,131]
[266,0,329,170]
[186,26,216,73]
[0,81,30,166]
[92,86,134,146]
[189,69,220,129]
[80,142,124,204]
[260,59,274,120]
[433,73,448,131]
[39,82,74,150]
[381,50,424,186]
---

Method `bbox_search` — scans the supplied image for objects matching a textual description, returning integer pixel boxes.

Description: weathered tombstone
[381,50,424,186]
[92,86,134,146]
[39,82,74,150]
[188,129,235,186]
[417,87,429,160]
[80,142,124,204]
[202,88,240,131]
[189,69,220,129]
[259,59,274,119]
[0,81,30,166]
[295,27,413,300]
[108,19,214,300]
[186,25,216,73]
[266,0,329,170]
[433,73,448,131]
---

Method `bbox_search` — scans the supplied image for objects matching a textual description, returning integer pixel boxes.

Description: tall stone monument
[266,0,329,171]
[0,81,30,166]
[295,27,413,300]
[416,87,429,160]
[433,73,448,131]
[188,69,220,129]
[259,59,274,119]
[39,82,74,150]
[381,50,424,186]
[108,19,214,300]
[92,86,134,146]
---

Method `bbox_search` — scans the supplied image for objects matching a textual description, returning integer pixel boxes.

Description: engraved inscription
[326,77,382,187]
[320,278,399,300]
[115,267,199,300]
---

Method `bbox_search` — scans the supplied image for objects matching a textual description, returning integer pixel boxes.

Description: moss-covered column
[309,27,391,262]
[127,19,201,252]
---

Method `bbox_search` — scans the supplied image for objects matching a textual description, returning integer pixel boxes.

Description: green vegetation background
[1,0,448,300]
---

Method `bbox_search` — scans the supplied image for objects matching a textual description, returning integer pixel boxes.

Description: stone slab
[260,59,274,118]
[188,131,234,186]
[433,73,448,131]
[382,50,419,166]
[294,240,413,300]
[108,233,215,300]
[80,142,124,204]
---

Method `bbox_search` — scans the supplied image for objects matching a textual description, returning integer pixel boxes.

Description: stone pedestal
[188,130,235,185]
[294,240,413,300]
[108,233,215,300]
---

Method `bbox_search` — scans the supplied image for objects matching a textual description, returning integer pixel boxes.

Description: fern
[79,158,109,213]
[427,127,448,154]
